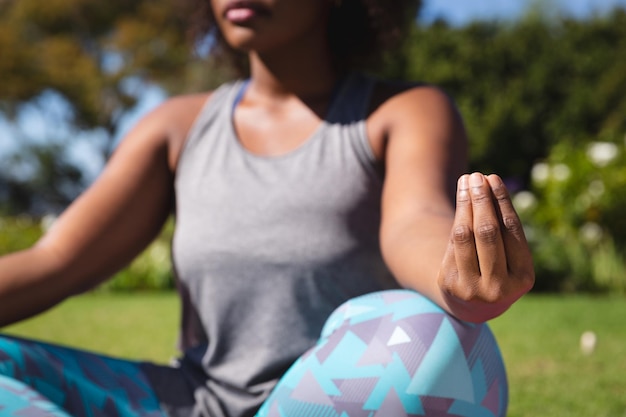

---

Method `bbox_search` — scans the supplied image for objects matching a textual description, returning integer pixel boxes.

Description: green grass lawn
[3,292,180,363]
[490,295,626,417]
[3,292,626,416]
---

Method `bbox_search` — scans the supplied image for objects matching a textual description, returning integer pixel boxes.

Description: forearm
[381,214,450,306]
[0,245,73,327]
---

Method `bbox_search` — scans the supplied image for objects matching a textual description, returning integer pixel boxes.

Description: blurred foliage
[0,0,230,130]
[0,215,175,291]
[0,216,41,252]
[0,0,183,130]
[97,218,175,291]
[514,139,626,294]
[0,0,232,214]
[0,142,85,214]
[396,10,626,188]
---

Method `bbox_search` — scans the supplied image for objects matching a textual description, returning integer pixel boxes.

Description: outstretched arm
[0,95,206,327]
[376,86,534,323]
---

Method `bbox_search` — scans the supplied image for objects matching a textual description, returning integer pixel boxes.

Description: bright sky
[421,0,626,25]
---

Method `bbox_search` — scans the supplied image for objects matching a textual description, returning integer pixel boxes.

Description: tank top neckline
[226,74,356,161]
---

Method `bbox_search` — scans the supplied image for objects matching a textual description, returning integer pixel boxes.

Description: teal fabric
[0,336,165,417]
[0,375,72,417]
[257,290,508,417]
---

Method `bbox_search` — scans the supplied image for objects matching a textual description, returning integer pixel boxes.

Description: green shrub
[515,138,626,294]
[0,216,42,253]
[0,215,175,291]
[98,219,175,291]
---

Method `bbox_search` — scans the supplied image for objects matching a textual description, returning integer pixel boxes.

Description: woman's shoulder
[365,77,465,160]
[368,77,462,132]
[155,91,214,134]
[128,91,214,171]
[367,77,455,116]
[159,91,213,112]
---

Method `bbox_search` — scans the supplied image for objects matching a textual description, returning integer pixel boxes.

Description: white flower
[587,142,618,167]
[588,180,605,199]
[513,191,537,212]
[552,163,571,182]
[580,331,597,355]
[531,162,550,185]
[579,222,603,245]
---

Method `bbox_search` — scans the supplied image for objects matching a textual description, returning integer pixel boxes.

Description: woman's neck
[246,32,339,103]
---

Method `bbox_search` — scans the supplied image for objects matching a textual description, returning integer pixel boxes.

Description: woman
[0,0,534,416]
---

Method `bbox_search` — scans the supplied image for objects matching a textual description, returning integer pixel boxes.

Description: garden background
[1,0,626,415]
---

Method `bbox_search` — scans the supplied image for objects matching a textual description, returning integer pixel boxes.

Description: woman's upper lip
[223,0,270,16]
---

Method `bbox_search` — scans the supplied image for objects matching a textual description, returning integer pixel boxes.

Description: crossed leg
[256,290,508,417]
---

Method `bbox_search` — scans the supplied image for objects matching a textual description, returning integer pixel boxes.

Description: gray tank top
[172,73,396,416]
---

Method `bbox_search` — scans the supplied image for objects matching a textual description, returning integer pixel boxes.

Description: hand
[438,172,535,322]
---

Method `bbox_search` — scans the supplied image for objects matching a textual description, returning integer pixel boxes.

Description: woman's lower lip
[225,8,259,23]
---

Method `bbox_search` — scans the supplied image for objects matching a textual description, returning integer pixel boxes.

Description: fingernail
[457,175,469,200]
[458,175,469,190]
[488,174,503,187]
[470,173,483,188]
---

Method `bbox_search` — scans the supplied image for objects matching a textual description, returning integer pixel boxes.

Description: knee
[316,290,508,416]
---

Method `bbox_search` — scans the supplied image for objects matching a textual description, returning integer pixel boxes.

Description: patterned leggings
[0,290,507,417]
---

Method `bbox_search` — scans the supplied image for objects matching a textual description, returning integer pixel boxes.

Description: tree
[0,0,230,214]
[0,0,198,144]
[0,142,84,214]
[401,9,626,189]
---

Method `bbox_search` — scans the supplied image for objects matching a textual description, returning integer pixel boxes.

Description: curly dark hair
[182,0,421,77]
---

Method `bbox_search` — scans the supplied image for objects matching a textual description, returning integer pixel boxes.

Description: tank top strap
[324,73,380,176]
[326,72,377,125]
[179,80,245,160]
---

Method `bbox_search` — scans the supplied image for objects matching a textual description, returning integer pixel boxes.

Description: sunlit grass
[490,295,626,417]
[3,292,180,363]
[3,293,626,416]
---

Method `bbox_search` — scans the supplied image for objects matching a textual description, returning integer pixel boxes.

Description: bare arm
[0,94,206,327]
[374,86,534,322]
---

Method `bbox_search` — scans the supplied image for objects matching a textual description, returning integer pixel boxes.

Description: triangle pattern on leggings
[290,371,336,406]
[387,326,412,346]
[406,318,474,403]
[372,387,422,417]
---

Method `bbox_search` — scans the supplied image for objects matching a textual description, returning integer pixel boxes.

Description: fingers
[468,173,507,279]
[486,174,534,276]
[451,174,480,282]
[454,172,507,272]
[448,173,509,302]
[440,172,535,317]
